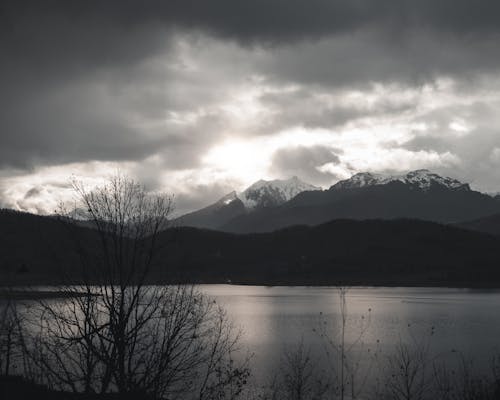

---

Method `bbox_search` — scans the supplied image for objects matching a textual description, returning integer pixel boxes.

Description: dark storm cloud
[2,0,500,188]
[3,1,500,83]
[0,47,231,170]
[0,85,161,168]
[271,145,342,185]
[3,1,500,48]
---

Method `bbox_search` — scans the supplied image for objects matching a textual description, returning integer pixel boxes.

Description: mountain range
[3,169,500,286]
[175,169,500,233]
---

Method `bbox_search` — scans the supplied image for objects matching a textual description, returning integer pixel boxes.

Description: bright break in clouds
[2,0,500,214]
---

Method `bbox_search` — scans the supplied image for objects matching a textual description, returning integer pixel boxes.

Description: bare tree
[380,340,430,400]
[432,353,500,400]
[263,339,329,400]
[20,174,249,399]
[371,326,437,400]
[316,287,376,400]
[0,293,21,376]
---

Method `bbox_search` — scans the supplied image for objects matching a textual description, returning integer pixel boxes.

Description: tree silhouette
[21,174,249,399]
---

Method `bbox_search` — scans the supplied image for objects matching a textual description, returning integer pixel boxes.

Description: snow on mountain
[332,169,470,191]
[403,170,469,190]
[237,176,321,209]
[332,172,391,189]
[214,191,239,207]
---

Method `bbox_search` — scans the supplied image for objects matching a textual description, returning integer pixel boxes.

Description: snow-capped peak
[239,177,320,209]
[332,172,391,189]
[215,191,239,206]
[332,169,470,191]
[403,169,468,190]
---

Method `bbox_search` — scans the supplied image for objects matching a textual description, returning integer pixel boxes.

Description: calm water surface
[199,285,500,378]
[7,285,500,383]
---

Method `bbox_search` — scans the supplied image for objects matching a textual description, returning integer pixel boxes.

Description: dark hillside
[1,210,500,287]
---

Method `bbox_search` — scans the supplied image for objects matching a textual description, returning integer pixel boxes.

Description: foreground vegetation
[0,175,249,399]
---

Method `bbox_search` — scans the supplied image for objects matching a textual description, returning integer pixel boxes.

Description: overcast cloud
[2,0,500,214]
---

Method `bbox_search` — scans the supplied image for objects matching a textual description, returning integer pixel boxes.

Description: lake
[4,284,500,395]
[199,285,500,381]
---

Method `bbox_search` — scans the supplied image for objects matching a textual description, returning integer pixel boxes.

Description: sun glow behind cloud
[3,33,500,215]
[202,138,272,184]
[0,79,471,216]
[5,3,500,215]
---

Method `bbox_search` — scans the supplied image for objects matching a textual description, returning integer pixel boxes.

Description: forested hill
[1,209,500,287]
[160,219,500,286]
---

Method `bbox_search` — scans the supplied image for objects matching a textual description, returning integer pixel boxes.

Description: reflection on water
[199,285,500,378]
[3,285,500,383]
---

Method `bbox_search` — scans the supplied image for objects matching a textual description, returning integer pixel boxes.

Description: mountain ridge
[2,209,500,287]
[331,169,470,191]
[220,170,500,233]
[174,176,319,229]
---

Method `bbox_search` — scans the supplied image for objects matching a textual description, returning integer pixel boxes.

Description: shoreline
[2,283,500,300]
[0,289,92,300]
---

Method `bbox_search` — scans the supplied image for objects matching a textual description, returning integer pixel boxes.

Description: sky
[2,1,500,215]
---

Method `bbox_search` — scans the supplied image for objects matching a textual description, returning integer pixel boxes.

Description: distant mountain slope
[160,219,500,286]
[3,209,500,287]
[221,170,500,233]
[454,214,500,235]
[174,192,246,230]
[174,176,319,229]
